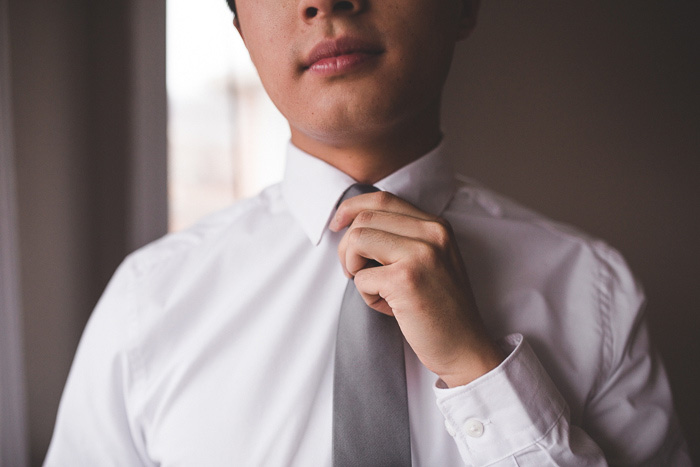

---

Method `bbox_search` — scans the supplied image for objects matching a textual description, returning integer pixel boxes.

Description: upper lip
[302,36,384,69]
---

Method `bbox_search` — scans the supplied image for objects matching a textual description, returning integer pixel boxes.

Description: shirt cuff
[433,333,568,465]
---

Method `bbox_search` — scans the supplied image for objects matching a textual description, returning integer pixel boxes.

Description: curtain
[0,0,29,465]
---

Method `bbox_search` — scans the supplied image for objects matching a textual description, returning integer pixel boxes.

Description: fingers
[332,191,453,275]
[330,191,436,232]
[344,209,446,241]
[329,191,504,386]
[353,265,396,317]
[331,189,463,317]
[341,227,429,276]
[336,208,456,277]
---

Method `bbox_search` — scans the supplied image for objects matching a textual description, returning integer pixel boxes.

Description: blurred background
[1,0,698,465]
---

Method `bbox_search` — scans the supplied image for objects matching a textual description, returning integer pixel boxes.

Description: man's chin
[293,115,394,147]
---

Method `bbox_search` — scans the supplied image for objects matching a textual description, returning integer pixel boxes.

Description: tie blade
[333,279,411,466]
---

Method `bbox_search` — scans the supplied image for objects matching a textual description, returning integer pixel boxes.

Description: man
[45,0,689,465]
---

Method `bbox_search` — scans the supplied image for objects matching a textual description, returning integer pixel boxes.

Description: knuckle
[415,240,435,258]
[348,226,366,244]
[415,241,440,265]
[428,220,451,248]
[375,191,393,208]
[396,263,422,287]
[356,210,375,225]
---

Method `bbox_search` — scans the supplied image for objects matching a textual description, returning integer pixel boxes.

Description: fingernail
[329,215,341,231]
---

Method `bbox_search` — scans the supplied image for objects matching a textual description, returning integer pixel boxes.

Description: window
[167,0,289,231]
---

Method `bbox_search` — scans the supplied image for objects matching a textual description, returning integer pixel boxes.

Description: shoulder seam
[590,242,615,402]
[127,194,267,279]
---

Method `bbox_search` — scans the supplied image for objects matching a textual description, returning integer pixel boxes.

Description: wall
[11,2,93,463]
[7,0,699,464]
[443,2,700,460]
[8,0,166,464]
[0,0,28,463]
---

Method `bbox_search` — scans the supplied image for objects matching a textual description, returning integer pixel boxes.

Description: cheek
[387,34,455,101]
[255,62,307,126]
[239,3,297,85]
[246,42,299,114]
[383,8,458,74]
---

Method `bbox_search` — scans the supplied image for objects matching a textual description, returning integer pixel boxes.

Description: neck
[290,108,443,184]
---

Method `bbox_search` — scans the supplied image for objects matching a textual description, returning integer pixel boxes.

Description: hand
[330,191,504,387]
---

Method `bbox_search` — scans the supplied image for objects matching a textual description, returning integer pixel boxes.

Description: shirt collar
[282,141,457,245]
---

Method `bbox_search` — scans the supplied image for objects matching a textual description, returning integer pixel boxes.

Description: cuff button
[465,418,484,438]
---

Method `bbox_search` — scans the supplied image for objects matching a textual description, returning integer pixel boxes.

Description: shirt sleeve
[43,258,155,466]
[433,244,691,466]
[434,334,608,466]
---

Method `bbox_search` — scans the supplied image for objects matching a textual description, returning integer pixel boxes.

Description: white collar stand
[281,142,457,246]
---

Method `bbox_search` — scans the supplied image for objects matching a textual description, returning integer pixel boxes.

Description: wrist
[439,340,505,388]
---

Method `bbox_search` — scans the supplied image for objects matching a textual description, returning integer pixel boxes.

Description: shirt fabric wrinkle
[44,142,690,467]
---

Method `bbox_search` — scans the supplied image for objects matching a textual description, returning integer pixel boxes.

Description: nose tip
[300,0,364,22]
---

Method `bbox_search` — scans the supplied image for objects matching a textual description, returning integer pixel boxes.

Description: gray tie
[332,184,411,467]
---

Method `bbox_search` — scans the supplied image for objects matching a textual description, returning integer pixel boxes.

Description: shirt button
[465,418,484,438]
[444,419,457,437]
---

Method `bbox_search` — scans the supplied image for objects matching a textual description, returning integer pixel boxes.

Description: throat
[290,126,443,184]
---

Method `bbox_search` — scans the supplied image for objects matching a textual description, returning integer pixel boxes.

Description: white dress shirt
[45,143,689,466]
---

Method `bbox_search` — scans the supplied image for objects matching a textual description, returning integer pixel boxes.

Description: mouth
[302,36,384,76]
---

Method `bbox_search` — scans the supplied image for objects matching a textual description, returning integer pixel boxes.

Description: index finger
[330,191,435,232]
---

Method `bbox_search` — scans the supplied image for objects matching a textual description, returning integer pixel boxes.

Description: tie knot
[337,183,380,206]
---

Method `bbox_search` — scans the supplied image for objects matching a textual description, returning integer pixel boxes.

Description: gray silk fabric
[332,184,411,467]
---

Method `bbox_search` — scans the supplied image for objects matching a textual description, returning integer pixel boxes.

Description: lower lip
[307,52,379,77]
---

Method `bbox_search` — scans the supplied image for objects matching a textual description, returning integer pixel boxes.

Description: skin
[234,0,504,387]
